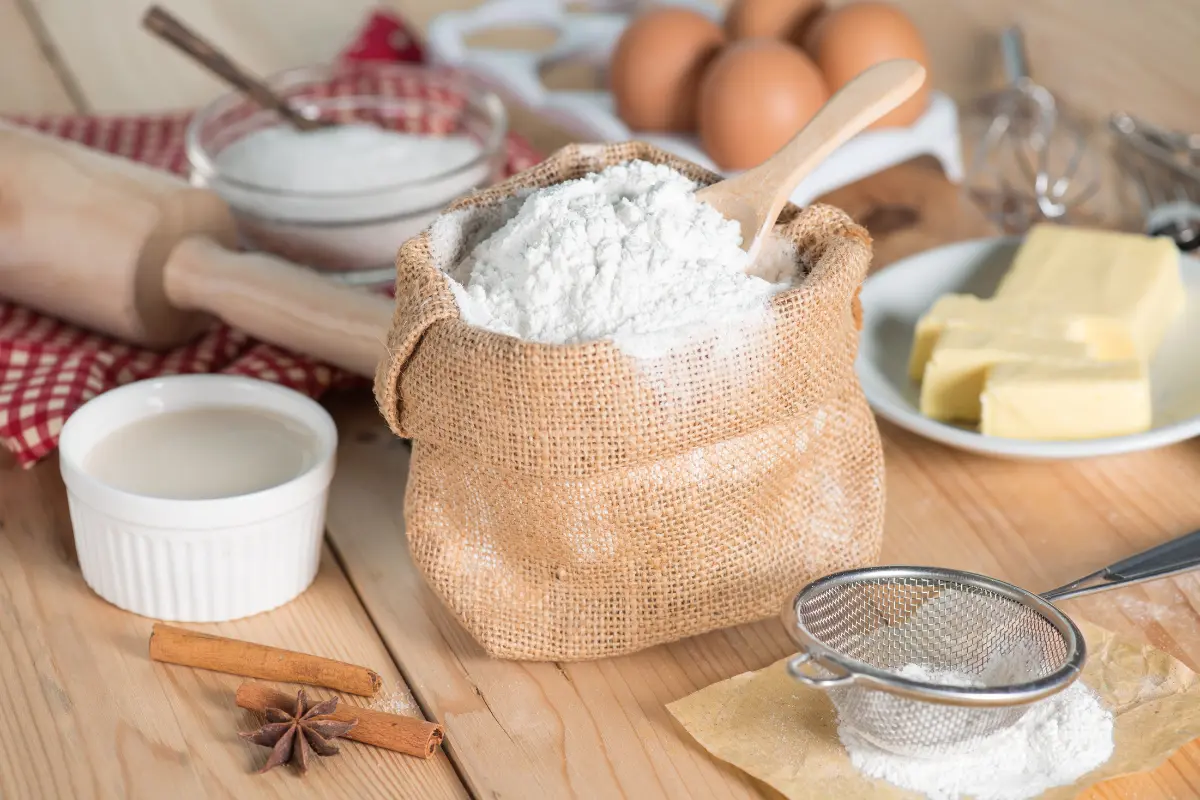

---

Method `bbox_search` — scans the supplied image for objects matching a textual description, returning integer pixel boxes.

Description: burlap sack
[375,142,885,661]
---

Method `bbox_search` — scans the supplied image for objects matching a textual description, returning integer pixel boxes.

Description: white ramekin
[59,375,337,622]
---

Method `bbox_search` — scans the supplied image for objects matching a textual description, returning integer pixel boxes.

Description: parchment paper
[667,622,1200,799]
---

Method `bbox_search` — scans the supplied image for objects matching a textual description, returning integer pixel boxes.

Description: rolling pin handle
[163,236,396,379]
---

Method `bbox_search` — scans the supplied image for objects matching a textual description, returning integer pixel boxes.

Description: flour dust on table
[840,665,1115,800]
[434,159,800,359]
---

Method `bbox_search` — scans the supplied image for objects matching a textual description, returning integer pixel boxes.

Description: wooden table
[4,2,1200,798]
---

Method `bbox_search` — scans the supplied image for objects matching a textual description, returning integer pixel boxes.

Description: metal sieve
[782,528,1200,757]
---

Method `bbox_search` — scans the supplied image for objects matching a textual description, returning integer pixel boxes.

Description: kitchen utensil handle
[786,650,854,688]
[1042,528,1200,601]
[163,236,395,379]
[1000,26,1030,84]
[1104,528,1200,579]
[143,6,323,132]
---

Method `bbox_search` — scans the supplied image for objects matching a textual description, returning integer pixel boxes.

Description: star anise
[239,689,359,774]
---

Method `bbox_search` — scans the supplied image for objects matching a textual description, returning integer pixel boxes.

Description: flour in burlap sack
[434,159,799,359]
[374,141,885,661]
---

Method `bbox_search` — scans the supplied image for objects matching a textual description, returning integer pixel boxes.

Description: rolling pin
[0,121,395,378]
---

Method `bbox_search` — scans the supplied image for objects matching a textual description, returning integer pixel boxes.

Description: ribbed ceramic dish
[58,375,337,621]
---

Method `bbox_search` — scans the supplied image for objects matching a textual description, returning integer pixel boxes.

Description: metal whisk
[782,527,1200,757]
[1110,112,1200,250]
[965,27,1101,232]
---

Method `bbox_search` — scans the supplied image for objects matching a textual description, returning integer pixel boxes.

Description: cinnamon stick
[236,682,445,758]
[149,623,382,696]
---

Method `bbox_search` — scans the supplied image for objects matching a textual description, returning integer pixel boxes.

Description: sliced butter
[980,360,1151,441]
[995,223,1185,360]
[907,294,1089,382]
[919,329,1089,423]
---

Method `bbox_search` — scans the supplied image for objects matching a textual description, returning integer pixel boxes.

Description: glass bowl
[187,61,508,286]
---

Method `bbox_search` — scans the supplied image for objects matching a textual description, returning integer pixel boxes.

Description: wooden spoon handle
[163,236,394,378]
[750,59,925,198]
[698,59,926,249]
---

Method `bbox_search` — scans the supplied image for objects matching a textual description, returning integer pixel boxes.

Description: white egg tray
[425,0,964,206]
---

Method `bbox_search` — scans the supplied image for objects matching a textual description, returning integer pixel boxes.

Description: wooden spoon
[695,58,927,259]
[142,5,331,132]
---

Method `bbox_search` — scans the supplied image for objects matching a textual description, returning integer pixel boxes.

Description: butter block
[980,360,1151,440]
[919,329,1089,423]
[908,294,1089,382]
[995,223,1185,360]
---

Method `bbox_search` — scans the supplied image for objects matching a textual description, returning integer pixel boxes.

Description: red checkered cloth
[0,8,542,468]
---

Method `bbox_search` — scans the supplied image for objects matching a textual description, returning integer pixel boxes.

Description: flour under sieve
[839,662,1114,800]
[434,159,799,358]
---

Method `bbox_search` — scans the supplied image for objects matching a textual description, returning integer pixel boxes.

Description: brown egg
[609,7,725,132]
[724,0,825,45]
[806,1,930,128]
[698,40,829,170]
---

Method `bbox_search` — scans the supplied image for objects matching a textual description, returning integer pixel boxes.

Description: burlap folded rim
[374,141,885,660]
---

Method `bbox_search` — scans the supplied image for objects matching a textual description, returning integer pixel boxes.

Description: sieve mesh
[790,569,1081,757]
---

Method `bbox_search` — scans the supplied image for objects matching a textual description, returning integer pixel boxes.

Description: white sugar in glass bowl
[59,374,337,622]
[186,61,508,286]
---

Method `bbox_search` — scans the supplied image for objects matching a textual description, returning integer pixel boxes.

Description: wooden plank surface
[6,0,1200,797]
[844,0,1200,133]
[0,456,468,799]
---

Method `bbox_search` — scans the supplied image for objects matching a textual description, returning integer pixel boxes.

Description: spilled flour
[369,685,423,718]
[840,663,1114,800]
[437,159,797,358]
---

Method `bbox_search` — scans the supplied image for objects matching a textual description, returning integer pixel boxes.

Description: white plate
[856,237,1200,460]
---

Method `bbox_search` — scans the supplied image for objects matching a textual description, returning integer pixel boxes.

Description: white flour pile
[840,662,1114,800]
[216,123,483,194]
[438,159,797,357]
[212,123,491,273]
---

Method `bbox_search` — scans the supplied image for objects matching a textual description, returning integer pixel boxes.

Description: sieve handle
[786,650,854,688]
[1042,528,1200,601]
